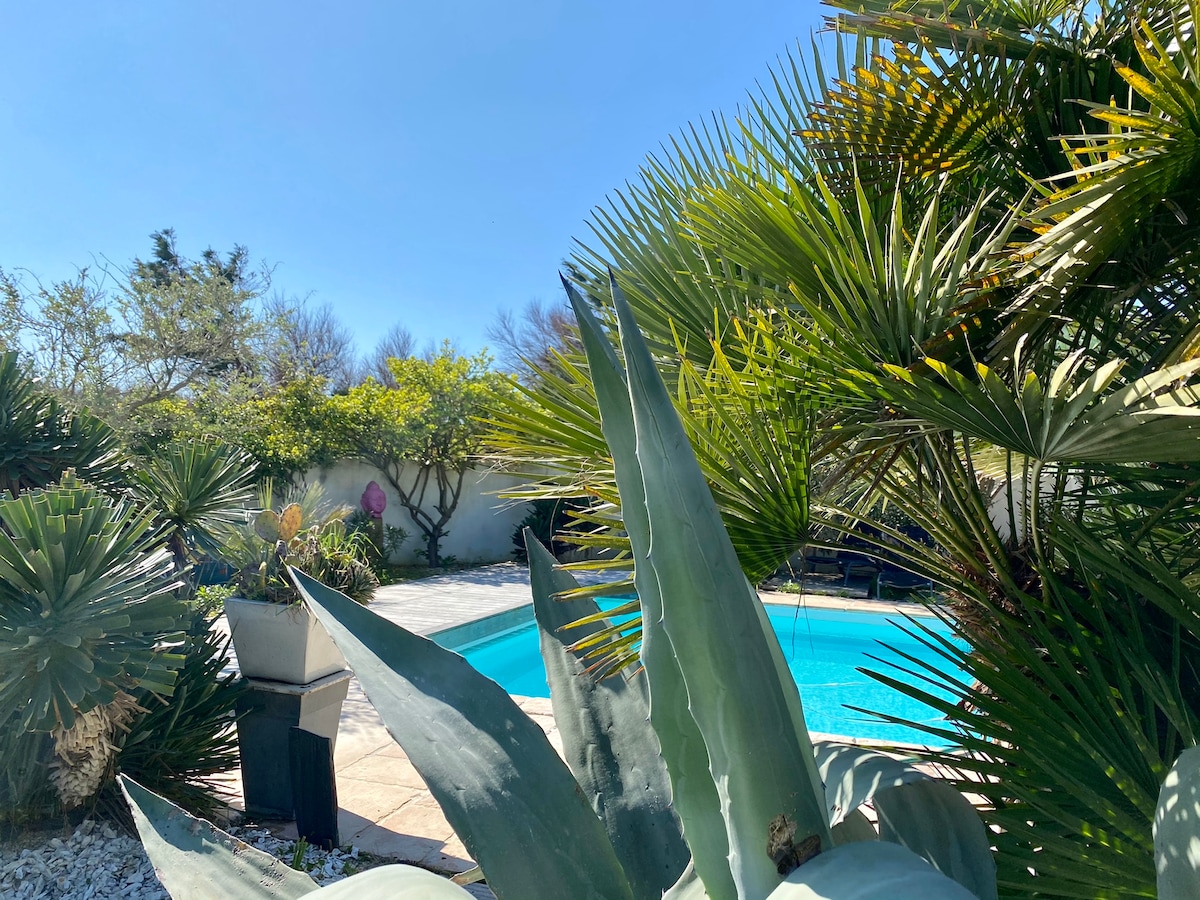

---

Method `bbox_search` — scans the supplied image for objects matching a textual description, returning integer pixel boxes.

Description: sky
[0,1,826,362]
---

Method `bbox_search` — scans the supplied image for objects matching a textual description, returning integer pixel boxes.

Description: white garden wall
[303,460,532,565]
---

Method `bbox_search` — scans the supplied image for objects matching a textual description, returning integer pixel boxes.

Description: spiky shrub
[0,473,186,815]
[0,351,125,497]
[112,607,248,819]
[131,436,259,582]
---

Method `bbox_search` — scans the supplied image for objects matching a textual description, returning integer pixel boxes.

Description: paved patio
[220,562,932,893]
[311,565,550,872]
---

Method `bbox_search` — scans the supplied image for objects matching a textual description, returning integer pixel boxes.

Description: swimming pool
[434,602,967,747]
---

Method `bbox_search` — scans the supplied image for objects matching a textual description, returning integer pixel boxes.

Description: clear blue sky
[0,1,824,360]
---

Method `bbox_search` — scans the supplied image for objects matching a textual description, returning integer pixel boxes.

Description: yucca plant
[112,606,247,820]
[131,436,259,581]
[0,472,186,813]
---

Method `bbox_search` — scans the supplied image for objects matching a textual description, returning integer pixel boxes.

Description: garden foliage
[120,285,1007,899]
[489,1,1200,894]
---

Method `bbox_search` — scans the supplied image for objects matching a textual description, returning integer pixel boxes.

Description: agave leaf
[569,278,737,900]
[814,742,929,827]
[301,865,474,898]
[764,840,979,899]
[831,810,877,846]
[579,276,830,898]
[663,861,710,900]
[814,742,996,898]
[288,568,633,900]
[119,775,318,899]
[1155,746,1200,899]
[526,531,691,897]
[874,780,997,900]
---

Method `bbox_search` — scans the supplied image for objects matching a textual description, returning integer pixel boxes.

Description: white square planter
[224,597,347,684]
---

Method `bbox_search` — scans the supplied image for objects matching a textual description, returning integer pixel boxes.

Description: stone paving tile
[336,776,419,822]
[339,752,430,790]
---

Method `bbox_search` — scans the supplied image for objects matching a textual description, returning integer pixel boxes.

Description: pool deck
[222,562,935,894]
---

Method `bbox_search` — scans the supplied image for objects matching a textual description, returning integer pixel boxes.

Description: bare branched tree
[263,294,358,391]
[486,298,579,381]
[366,323,417,387]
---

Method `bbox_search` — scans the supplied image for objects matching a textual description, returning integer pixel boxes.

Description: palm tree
[0,351,124,498]
[488,1,1200,895]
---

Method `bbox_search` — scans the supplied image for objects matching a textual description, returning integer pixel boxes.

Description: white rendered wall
[303,460,532,565]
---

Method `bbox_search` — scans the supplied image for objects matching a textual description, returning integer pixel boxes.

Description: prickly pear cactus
[253,509,281,542]
[254,504,303,544]
[277,503,302,541]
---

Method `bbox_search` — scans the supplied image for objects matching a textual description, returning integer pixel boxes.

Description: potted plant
[218,482,380,817]
[221,482,379,685]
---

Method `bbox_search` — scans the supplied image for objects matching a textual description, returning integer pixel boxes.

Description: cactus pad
[278,503,303,541]
[253,509,281,542]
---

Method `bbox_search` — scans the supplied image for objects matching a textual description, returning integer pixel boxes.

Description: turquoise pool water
[436,603,967,746]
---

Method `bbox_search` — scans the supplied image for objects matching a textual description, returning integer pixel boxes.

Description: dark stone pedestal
[236,669,351,819]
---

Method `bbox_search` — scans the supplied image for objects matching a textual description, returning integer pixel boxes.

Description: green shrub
[112,608,247,819]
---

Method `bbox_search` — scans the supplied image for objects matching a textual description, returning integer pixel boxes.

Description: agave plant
[122,284,1005,899]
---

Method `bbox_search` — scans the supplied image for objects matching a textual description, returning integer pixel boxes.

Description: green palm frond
[1016,4,1200,304]
[865,517,1200,897]
[825,0,1084,57]
[688,168,1018,377]
[489,318,816,583]
[800,42,1020,189]
[846,351,1200,464]
[573,118,787,367]
[676,324,816,580]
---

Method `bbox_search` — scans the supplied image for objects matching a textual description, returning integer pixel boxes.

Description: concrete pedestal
[236,669,351,819]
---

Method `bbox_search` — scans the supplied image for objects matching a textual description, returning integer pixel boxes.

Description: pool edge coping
[428,591,944,647]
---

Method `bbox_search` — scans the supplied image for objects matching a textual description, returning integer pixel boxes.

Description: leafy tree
[238,376,350,482]
[335,345,507,567]
[1,229,271,432]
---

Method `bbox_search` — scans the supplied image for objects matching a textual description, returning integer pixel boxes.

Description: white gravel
[0,819,370,899]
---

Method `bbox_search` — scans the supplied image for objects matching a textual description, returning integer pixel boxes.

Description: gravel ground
[0,818,492,899]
